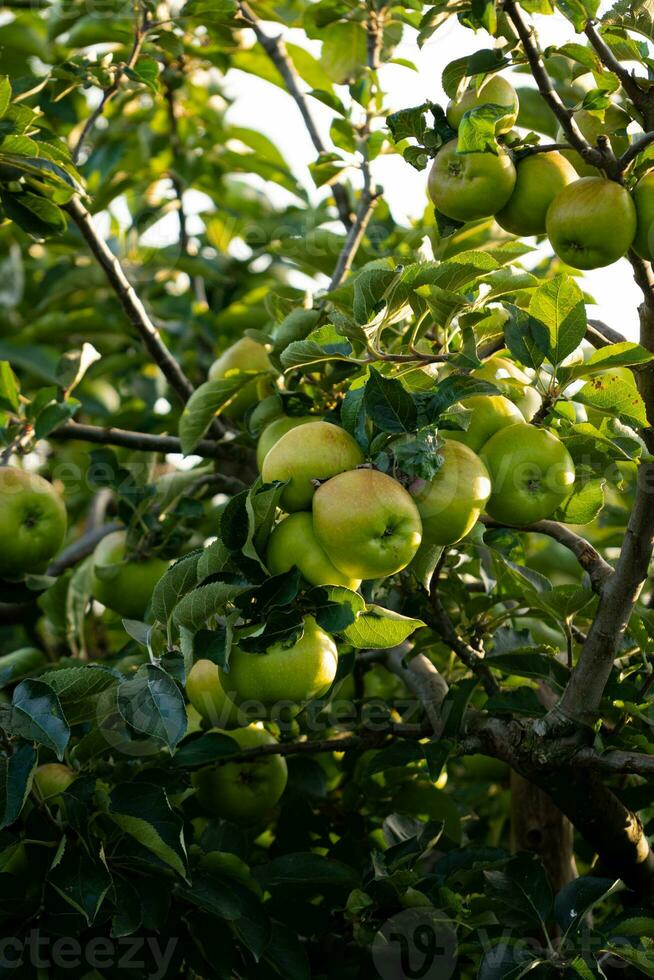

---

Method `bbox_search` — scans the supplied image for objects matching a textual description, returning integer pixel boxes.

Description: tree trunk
[510,772,577,892]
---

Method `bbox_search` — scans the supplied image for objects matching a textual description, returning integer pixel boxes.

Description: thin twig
[72,5,150,164]
[617,131,654,171]
[238,1,353,230]
[587,319,627,348]
[47,523,121,577]
[328,174,379,290]
[430,589,499,696]
[584,21,647,115]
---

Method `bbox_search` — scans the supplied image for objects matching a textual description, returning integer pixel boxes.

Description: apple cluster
[428,75,654,270]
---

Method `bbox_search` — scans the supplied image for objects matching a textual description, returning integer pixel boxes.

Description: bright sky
[214,8,641,340]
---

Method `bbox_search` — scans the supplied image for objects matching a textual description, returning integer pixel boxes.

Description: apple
[556,108,629,178]
[496,152,576,237]
[33,763,76,803]
[0,467,67,578]
[546,177,636,270]
[473,354,542,421]
[208,336,275,419]
[221,615,338,711]
[481,423,576,525]
[186,658,244,728]
[267,512,361,590]
[312,469,422,579]
[446,394,524,453]
[192,724,288,822]
[409,440,491,546]
[428,141,516,222]
[90,530,169,619]
[446,76,519,135]
[261,420,364,512]
[633,171,654,261]
[257,415,315,470]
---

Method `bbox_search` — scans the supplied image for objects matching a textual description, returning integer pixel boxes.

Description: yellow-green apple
[261,420,364,512]
[33,763,76,803]
[192,724,287,822]
[312,469,422,579]
[221,616,338,710]
[496,151,577,236]
[186,658,244,728]
[446,76,519,135]
[556,108,629,177]
[208,336,275,419]
[473,354,542,421]
[481,423,575,525]
[267,512,361,589]
[409,440,491,546]
[546,177,636,269]
[90,530,169,619]
[0,467,67,578]
[257,415,315,470]
[633,171,654,261]
[428,141,516,222]
[446,394,524,453]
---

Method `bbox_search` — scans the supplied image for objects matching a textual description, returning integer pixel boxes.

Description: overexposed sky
[216,8,641,340]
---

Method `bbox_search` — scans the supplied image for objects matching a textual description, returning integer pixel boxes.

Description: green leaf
[10,679,70,759]
[0,360,19,412]
[364,369,417,433]
[0,78,11,119]
[554,478,605,524]
[556,0,599,31]
[484,853,553,928]
[575,372,648,428]
[117,664,187,750]
[1,190,67,239]
[457,104,509,153]
[48,845,112,926]
[151,550,202,625]
[255,852,358,888]
[343,605,425,648]
[280,340,353,372]
[387,103,429,142]
[33,396,79,438]
[172,582,248,631]
[603,947,654,978]
[417,375,499,423]
[106,782,187,878]
[529,275,587,365]
[503,304,549,370]
[0,743,36,829]
[554,876,618,935]
[41,665,118,725]
[561,341,654,384]
[179,376,257,454]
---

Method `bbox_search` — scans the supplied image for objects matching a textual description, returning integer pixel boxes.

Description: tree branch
[238,1,353,230]
[504,0,605,170]
[47,522,121,577]
[430,589,499,696]
[383,644,449,733]
[480,516,613,594]
[328,174,379,291]
[584,21,648,116]
[617,130,654,171]
[64,197,197,406]
[587,318,627,348]
[51,421,252,481]
[573,746,654,776]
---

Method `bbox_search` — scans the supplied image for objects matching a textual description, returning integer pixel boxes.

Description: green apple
[428,141,516,222]
[198,850,261,894]
[267,512,361,590]
[0,467,67,578]
[261,420,364,512]
[546,177,637,270]
[446,76,519,135]
[186,658,244,728]
[208,336,275,419]
[409,440,491,546]
[257,415,315,470]
[633,171,654,261]
[90,530,169,619]
[312,469,422,579]
[0,646,46,684]
[192,725,287,822]
[556,108,629,177]
[221,615,338,710]
[496,151,577,236]
[481,423,576,525]
[473,354,542,421]
[33,763,76,803]
[447,395,524,453]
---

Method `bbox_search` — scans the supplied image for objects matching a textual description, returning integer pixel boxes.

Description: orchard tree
[2,0,654,975]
